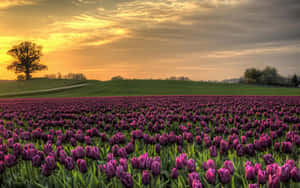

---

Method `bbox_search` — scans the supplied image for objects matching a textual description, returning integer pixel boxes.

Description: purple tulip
[32,155,41,167]
[187,159,196,172]
[224,160,234,174]
[138,153,148,169]
[104,161,116,178]
[267,163,279,176]
[263,154,274,165]
[290,167,300,182]
[248,184,259,188]
[220,139,229,154]
[64,157,74,170]
[0,161,5,173]
[241,136,247,144]
[205,159,215,170]
[274,142,280,152]
[70,137,77,146]
[0,151,4,161]
[257,170,267,184]
[125,142,134,154]
[268,174,280,188]
[171,168,179,179]
[286,159,295,169]
[86,146,100,160]
[145,156,153,170]
[151,161,161,176]
[84,136,92,145]
[245,166,256,181]
[75,146,85,159]
[44,143,53,155]
[41,163,52,176]
[254,163,261,174]
[204,136,211,147]
[168,132,177,143]
[218,168,231,184]
[175,153,187,169]
[209,145,217,157]
[118,148,128,159]
[159,133,168,145]
[205,168,216,184]
[155,144,160,154]
[189,172,201,187]
[177,135,183,145]
[4,154,17,168]
[177,145,183,153]
[278,164,291,182]
[116,165,125,178]
[0,144,7,154]
[45,155,56,170]
[12,143,22,156]
[236,144,245,157]
[281,142,293,153]
[192,179,203,188]
[246,144,255,156]
[107,153,114,162]
[119,158,128,171]
[130,157,138,169]
[142,170,151,185]
[120,172,133,188]
[77,159,88,173]
[196,136,202,145]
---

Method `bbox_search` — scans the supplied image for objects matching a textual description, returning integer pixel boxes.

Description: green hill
[1,79,298,98]
[0,78,86,96]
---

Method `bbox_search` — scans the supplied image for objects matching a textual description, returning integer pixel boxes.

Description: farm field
[0,96,299,188]
[1,79,300,98]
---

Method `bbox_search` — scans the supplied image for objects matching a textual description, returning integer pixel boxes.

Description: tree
[244,68,262,84]
[291,74,299,87]
[260,66,280,85]
[64,73,86,80]
[6,41,47,80]
[57,72,62,79]
[111,75,124,80]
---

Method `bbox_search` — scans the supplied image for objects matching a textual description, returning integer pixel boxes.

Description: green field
[0,78,86,96]
[0,79,299,98]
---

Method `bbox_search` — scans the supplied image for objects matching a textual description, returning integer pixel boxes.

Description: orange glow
[0,0,298,81]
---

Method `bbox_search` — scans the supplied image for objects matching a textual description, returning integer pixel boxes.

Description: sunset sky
[0,0,299,80]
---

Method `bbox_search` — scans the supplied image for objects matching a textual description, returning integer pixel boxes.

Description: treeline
[166,76,191,81]
[44,73,86,80]
[110,75,191,81]
[244,66,299,87]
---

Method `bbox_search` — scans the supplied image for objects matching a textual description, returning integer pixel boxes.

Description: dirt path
[0,83,88,97]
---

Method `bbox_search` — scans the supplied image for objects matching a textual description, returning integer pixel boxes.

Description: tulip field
[0,96,299,188]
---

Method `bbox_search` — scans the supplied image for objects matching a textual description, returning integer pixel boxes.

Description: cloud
[204,45,300,58]
[0,0,39,9]
[1,0,299,80]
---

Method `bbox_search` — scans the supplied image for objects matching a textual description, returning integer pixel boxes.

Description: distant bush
[64,73,86,80]
[111,75,124,80]
[44,73,86,80]
[44,74,57,79]
[243,66,299,87]
[166,76,191,81]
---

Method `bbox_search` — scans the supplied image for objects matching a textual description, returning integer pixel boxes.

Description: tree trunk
[25,69,30,80]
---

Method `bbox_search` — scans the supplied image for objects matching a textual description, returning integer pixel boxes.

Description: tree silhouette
[244,68,262,83]
[291,74,298,87]
[6,41,47,80]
